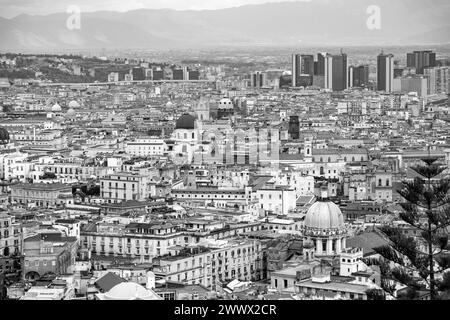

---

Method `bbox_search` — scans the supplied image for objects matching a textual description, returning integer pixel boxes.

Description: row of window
[313,156,365,162]
[176,193,245,199]
[24,260,56,267]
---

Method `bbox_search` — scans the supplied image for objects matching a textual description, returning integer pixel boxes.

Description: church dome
[0,127,10,144]
[51,103,62,112]
[103,282,161,300]
[304,200,344,231]
[66,108,76,117]
[68,100,80,108]
[175,114,195,130]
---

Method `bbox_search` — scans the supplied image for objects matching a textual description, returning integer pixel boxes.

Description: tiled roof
[346,231,388,256]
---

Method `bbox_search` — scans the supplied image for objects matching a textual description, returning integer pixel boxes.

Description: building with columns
[303,200,347,256]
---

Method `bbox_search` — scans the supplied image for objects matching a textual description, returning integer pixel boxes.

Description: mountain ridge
[0,0,449,51]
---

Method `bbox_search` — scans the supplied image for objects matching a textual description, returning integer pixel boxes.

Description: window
[284,280,288,288]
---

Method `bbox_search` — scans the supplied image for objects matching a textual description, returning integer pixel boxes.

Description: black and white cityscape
[0,0,450,303]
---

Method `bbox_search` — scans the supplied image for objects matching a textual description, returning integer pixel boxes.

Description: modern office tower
[348,66,354,88]
[188,69,200,80]
[312,52,347,91]
[288,116,300,140]
[393,76,428,97]
[173,68,184,80]
[424,66,450,95]
[183,66,189,80]
[292,54,300,87]
[377,53,394,92]
[152,68,164,81]
[132,67,145,81]
[316,53,327,76]
[407,50,437,74]
[250,71,267,88]
[292,54,314,87]
[331,53,347,91]
[349,65,370,88]
[313,52,328,88]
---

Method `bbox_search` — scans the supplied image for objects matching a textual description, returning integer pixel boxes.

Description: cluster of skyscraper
[292,52,348,91]
[291,50,440,94]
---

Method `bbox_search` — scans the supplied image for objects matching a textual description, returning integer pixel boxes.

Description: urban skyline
[1,0,450,307]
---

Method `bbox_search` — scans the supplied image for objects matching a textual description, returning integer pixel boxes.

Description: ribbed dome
[68,100,80,108]
[51,103,62,112]
[104,282,161,300]
[0,127,9,144]
[304,201,344,231]
[175,114,195,130]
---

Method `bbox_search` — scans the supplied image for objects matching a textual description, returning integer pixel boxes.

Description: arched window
[378,179,382,187]
[320,167,325,175]
[352,157,355,162]
[328,157,331,162]
[320,157,323,162]
[386,179,390,187]
[192,132,195,139]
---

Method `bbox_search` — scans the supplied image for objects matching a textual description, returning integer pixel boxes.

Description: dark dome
[0,127,9,144]
[175,114,195,130]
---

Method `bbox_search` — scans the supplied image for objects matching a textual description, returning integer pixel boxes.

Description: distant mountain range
[1,0,449,51]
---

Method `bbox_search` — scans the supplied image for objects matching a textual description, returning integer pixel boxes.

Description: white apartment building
[100,172,150,203]
[0,152,32,181]
[125,138,167,157]
[152,239,264,289]
[80,221,187,262]
[255,186,297,215]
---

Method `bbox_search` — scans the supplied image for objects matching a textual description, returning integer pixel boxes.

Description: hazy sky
[0,0,310,18]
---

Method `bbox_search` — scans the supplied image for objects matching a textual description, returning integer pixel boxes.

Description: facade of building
[407,50,436,74]
[10,183,73,207]
[125,138,167,157]
[377,53,394,92]
[0,213,21,257]
[100,172,150,203]
[23,232,78,280]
